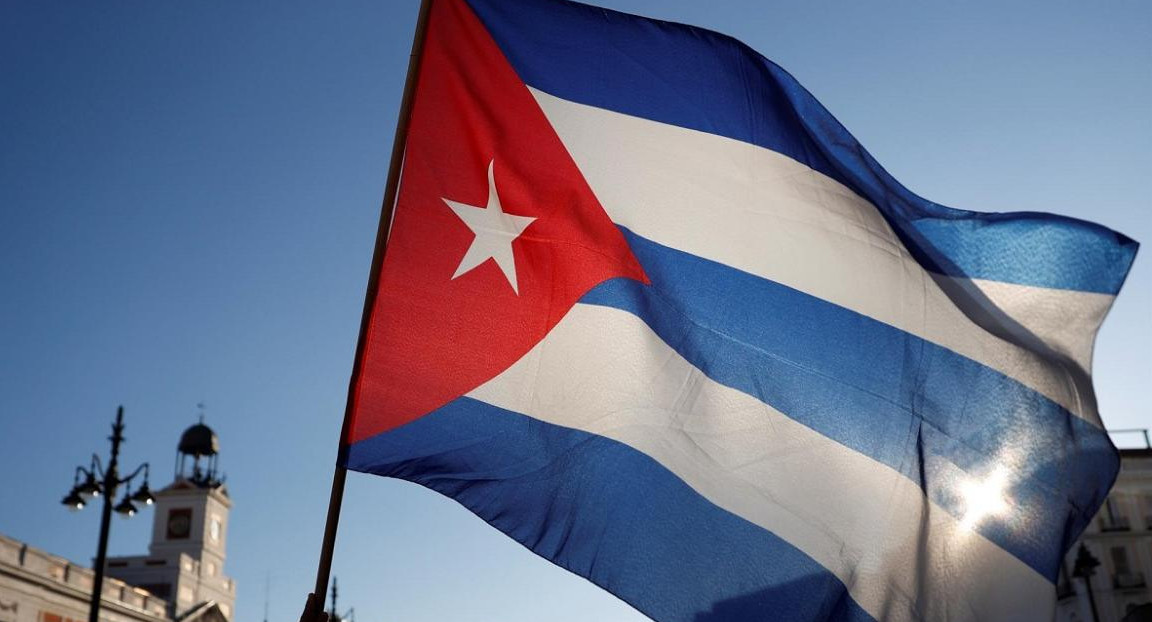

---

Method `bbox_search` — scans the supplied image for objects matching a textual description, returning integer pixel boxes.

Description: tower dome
[175,417,224,488]
[178,422,219,457]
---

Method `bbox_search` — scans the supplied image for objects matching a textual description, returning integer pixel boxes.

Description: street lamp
[61,406,153,622]
[1072,543,1102,622]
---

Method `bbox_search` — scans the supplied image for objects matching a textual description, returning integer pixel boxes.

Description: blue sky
[0,2,1148,622]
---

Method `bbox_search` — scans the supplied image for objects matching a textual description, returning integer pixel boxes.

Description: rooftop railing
[1110,428,1151,450]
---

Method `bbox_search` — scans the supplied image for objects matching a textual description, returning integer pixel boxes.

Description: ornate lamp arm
[120,462,150,486]
[90,454,105,479]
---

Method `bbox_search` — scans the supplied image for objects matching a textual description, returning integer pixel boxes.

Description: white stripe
[468,303,1053,622]
[530,87,1110,425]
[962,277,1113,375]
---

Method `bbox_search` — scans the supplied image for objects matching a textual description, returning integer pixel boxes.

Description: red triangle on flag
[347,0,648,444]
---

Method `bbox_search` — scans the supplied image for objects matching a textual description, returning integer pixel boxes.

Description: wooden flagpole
[311,0,434,606]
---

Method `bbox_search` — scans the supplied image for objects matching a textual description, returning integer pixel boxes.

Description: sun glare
[959,466,1011,531]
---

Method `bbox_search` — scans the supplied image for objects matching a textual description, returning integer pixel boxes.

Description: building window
[1112,545,1147,589]
[1102,496,1132,532]
[0,600,17,622]
[1057,559,1075,600]
[1113,546,1132,573]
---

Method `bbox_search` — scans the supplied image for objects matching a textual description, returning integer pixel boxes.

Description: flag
[340,0,1138,620]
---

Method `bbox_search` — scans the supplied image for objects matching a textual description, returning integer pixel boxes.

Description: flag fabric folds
[341,1,1138,620]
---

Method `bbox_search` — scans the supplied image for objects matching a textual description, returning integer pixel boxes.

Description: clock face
[167,509,192,539]
[209,518,221,542]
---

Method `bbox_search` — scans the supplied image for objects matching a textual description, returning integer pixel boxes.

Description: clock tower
[105,421,236,621]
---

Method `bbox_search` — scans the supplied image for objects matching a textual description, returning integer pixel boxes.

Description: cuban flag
[341,0,1138,620]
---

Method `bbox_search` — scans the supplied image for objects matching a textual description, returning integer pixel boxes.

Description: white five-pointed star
[443,160,537,294]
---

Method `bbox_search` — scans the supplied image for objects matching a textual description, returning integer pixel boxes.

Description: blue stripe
[345,397,877,622]
[578,227,1119,580]
[464,0,1138,293]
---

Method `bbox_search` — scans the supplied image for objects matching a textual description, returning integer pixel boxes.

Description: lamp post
[1072,543,1102,622]
[328,577,354,622]
[61,406,155,622]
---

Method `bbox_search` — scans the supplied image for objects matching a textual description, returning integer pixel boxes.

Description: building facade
[0,422,235,622]
[0,534,169,622]
[1058,445,1152,622]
